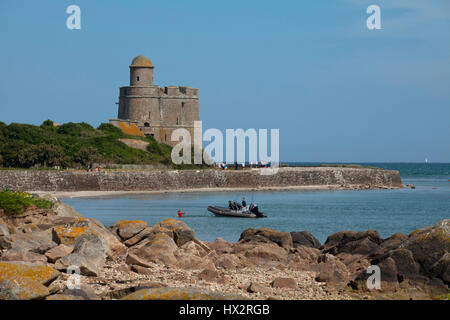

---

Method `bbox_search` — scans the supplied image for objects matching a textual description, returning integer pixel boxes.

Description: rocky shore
[0,196,448,300]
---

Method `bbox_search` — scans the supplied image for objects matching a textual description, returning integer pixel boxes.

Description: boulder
[431,252,450,283]
[270,277,297,289]
[131,265,153,275]
[290,231,321,249]
[0,261,59,300]
[125,253,155,269]
[52,217,125,258]
[0,221,9,238]
[111,220,148,240]
[123,227,153,247]
[45,244,73,263]
[214,254,242,270]
[108,282,167,299]
[130,233,178,267]
[197,265,220,282]
[9,229,57,254]
[1,248,47,264]
[405,219,450,278]
[154,219,196,247]
[239,227,293,248]
[60,285,99,300]
[120,287,245,300]
[233,242,289,267]
[206,238,233,254]
[51,218,95,246]
[322,230,382,256]
[315,254,350,287]
[247,282,270,294]
[55,234,109,276]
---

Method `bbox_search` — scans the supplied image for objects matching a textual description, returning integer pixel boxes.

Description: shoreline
[33,184,403,199]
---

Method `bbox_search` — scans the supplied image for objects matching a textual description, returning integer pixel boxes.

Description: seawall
[0,167,403,192]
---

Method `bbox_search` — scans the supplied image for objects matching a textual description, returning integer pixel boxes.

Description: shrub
[0,190,53,215]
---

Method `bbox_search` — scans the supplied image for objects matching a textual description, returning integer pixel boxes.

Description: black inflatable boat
[207,206,267,218]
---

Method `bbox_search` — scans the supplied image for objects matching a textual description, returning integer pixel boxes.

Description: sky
[0,0,449,162]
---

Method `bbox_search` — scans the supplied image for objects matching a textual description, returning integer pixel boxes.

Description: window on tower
[137,76,140,81]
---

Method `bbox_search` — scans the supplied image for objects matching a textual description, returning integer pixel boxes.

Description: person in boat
[249,203,263,217]
[233,201,241,210]
[241,197,247,208]
[228,200,233,209]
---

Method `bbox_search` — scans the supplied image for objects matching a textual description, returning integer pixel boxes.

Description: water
[61,163,450,244]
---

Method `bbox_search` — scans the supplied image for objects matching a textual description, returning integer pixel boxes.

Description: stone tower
[110,55,200,146]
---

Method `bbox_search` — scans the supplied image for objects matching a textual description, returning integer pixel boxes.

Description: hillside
[0,120,178,169]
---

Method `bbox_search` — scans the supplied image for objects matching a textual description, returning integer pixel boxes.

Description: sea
[61,163,450,244]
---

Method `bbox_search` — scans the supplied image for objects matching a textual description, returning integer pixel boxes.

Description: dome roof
[129,55,154,68]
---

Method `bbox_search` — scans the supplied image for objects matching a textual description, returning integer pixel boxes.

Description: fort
[109,55,200,146]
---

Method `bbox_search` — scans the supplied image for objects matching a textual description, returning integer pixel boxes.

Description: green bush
[0,190,53,215]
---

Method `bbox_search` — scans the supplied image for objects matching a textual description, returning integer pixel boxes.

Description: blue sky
[0,0,449,162]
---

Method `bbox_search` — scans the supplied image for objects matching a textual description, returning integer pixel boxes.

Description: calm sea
[61,163,450,244]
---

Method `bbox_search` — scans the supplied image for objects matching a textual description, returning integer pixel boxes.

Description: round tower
[129,55,154,86]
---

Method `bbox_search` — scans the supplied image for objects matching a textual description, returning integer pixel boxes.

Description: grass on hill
[0,189,53,215]
[0,120,208,169]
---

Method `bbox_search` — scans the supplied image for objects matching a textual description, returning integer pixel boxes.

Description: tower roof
[129,55,154,68]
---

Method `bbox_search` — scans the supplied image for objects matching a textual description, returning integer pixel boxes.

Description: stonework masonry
[0,168,402,192]
[110,55,200,146]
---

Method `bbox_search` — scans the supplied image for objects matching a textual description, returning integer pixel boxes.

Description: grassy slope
[0,120,176,169]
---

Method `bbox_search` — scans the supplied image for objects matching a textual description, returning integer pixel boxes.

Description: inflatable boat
[207,206,267,218]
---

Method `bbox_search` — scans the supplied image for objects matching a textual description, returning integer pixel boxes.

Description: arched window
[137,76,140,82]
[144,122,150,127]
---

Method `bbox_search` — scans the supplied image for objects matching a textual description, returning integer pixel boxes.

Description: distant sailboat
[425,158,428,163]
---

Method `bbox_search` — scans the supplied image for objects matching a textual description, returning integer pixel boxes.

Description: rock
[405,219,450,277]
[0,261,59,285]
[51,218,95,246]
[9,230,57,254]
[247,282,270,294]
[197,266,220,282]
[0,222,9,237]
[130,233,178,267]
[388,249,420,280]
[0,278,49,300]
[315,254,350,287]
[109,282,167,299]
[45,244,73,263]
[55,234,108,276]
[154,219,197,247]
[131,265,153,275]
[239,227,293,248]
[1,248,48,264]
[270,277,297,289]
[0,261,59,300]
[111,220,148,240]
[431,252,450,283]
[125,253,155,268]
[123,227,153,247]
[87,218,127,258]
[173,228,196,247]
[61,285,100,300]
[46,294,85,300]
[214,254,242,270]
[233,242,289,267]
[120,287,245,300]
[206,238,233,254]
[322,230,382,256]
[52,200,82,218]
[48,279,66,294]
[290,231,321,248]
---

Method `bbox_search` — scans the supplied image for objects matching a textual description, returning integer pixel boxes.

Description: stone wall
[0,167,402,192]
